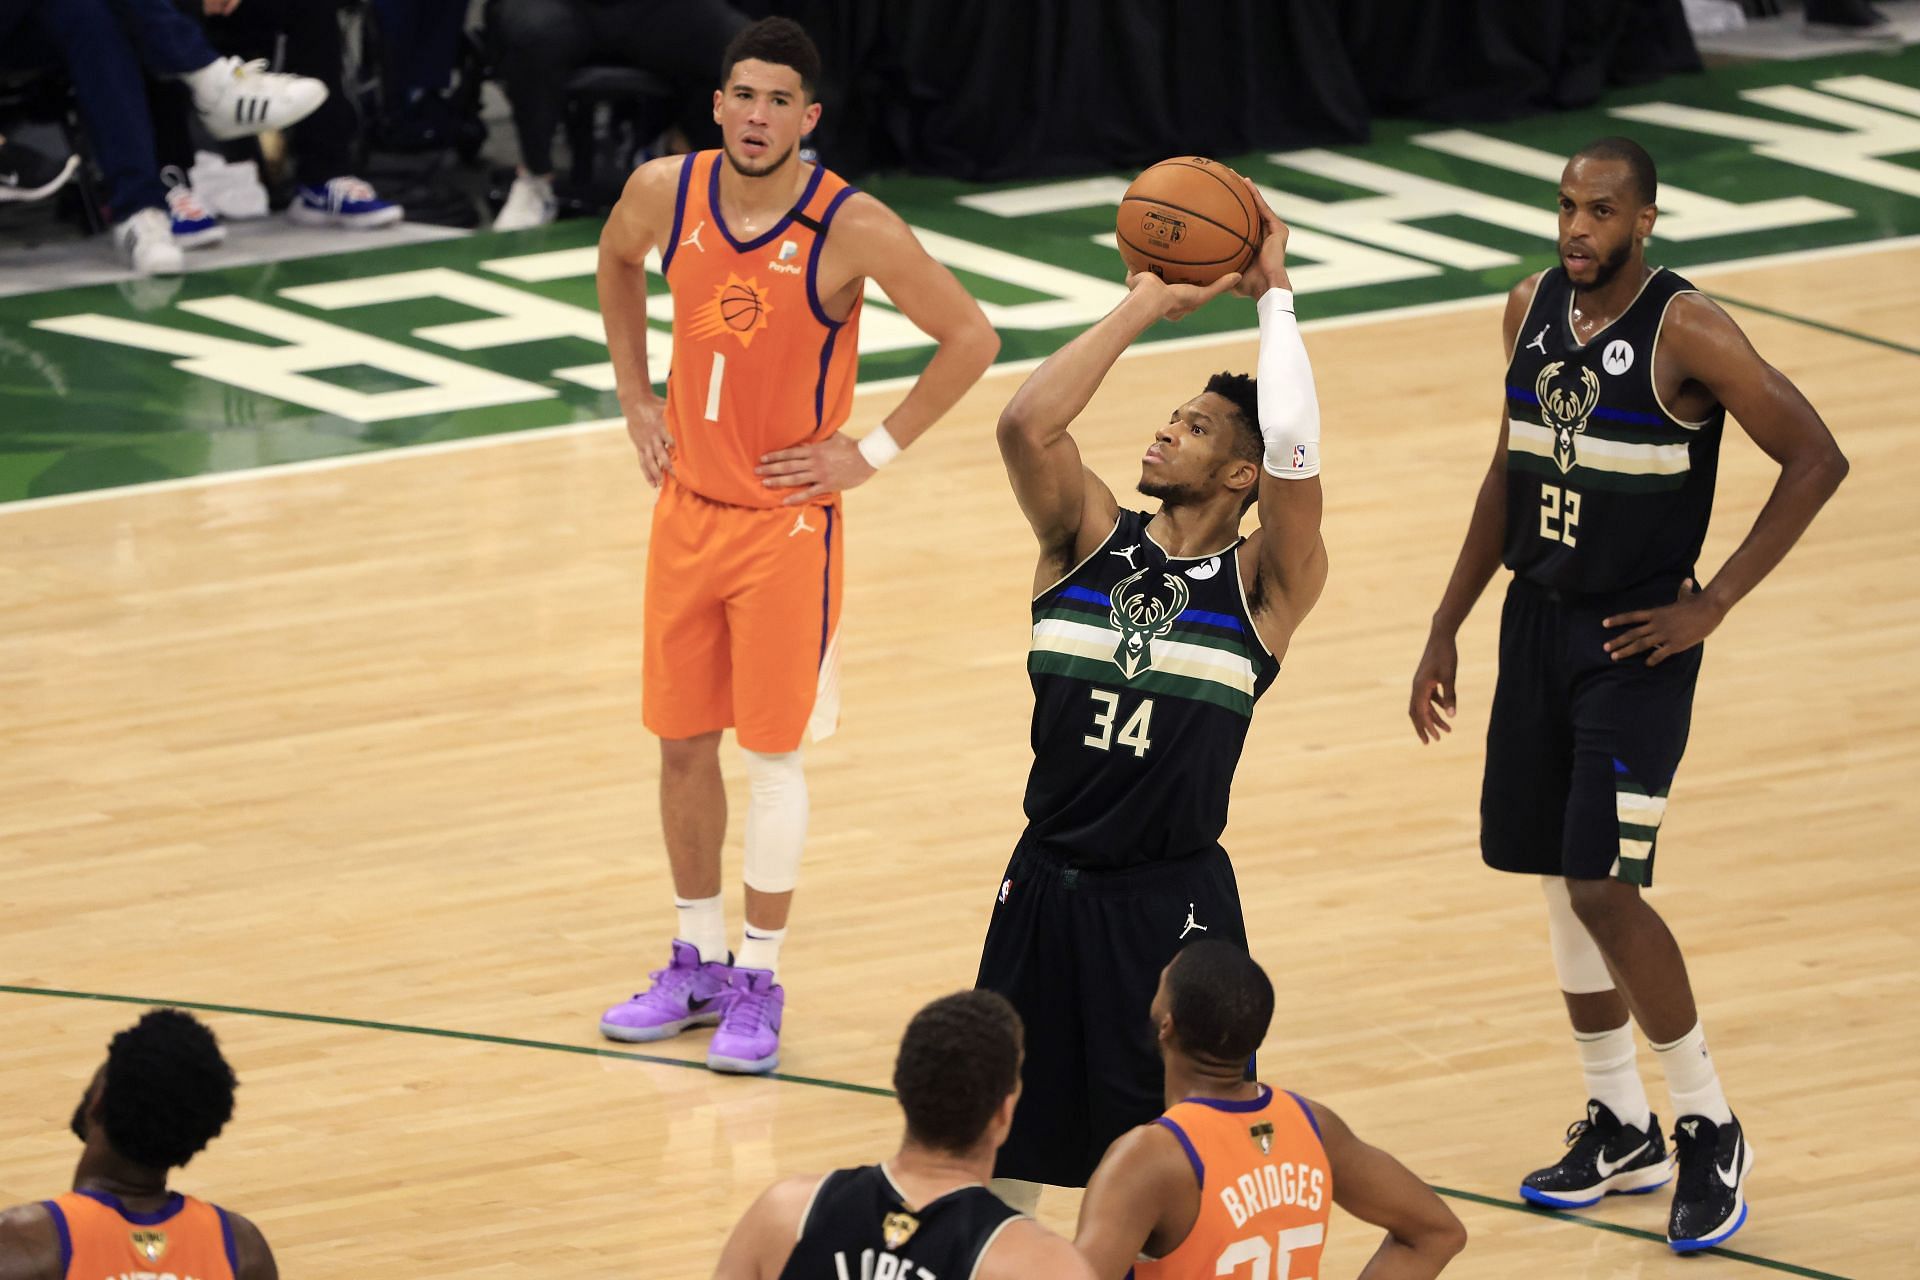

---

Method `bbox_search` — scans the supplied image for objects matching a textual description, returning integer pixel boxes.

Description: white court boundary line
[3,232,1915,518]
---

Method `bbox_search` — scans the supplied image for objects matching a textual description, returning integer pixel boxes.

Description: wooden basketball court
[1,242,1913,1279]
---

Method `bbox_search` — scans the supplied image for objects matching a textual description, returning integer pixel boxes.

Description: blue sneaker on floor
[288,176,403,229]
[162,169,226,249]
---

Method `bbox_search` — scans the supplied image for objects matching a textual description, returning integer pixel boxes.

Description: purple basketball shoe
[599,940,730,1042]
[706,967,784,1074]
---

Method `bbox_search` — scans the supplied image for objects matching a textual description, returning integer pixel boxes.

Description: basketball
[1115,156,1260,287]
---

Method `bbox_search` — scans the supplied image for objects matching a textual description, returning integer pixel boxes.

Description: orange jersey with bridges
[45,1189,237,1280]
[1136,1087,1334,1280]
[660,150,864,509]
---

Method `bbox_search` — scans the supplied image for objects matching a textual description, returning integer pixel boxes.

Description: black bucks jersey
[1503,267,1726,596]
[1022,509,1281,870]
[777,1165,1025,1280]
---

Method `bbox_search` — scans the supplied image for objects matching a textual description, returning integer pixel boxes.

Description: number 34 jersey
[1503,266,1727,596]
[1022,510,1280,870]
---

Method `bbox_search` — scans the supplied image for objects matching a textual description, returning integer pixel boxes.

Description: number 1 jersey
[660,151,864,509]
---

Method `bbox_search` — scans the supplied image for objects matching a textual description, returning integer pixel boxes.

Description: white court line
[2,232,1915,519]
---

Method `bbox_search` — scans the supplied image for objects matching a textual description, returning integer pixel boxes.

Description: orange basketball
[1116,156,1259,287]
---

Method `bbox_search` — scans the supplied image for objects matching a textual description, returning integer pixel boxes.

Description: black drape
[751,0,1701,178]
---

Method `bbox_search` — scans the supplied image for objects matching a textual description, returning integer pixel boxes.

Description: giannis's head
[71,1009,237,1171]
[892,990,1024,1155]
[1153,939,1275,1070]
[1140,371,1263,514]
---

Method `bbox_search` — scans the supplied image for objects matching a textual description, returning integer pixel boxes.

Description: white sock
[1574,1023,1651,1131]
[1652,1021,1733,1125]
[674,895,726,964]
[988,1178,1041,1215]
[737,924,787,978]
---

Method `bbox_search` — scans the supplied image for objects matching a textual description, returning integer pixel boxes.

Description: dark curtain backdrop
[742,0,1702,178]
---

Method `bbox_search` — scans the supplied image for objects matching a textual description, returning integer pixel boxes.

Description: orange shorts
[642,476,844,753]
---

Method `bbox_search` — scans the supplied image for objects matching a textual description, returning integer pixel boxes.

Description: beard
[723,141,794,178]
[1571,237,1634,293]
[1138,475,1204,506]
[71,1086,90,1143]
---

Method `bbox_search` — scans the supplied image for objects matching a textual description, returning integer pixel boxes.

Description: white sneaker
[493,173,557,231]
[187,151,270,219]
[189,56,328,142]
[114,207,185,276]
[163,169,227,249]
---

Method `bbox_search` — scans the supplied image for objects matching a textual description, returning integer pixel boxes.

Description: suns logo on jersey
[683,273,774,348]
[129,1229,168,1263]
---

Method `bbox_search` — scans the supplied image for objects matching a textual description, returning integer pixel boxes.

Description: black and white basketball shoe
[1519,1099,1672,1209]
[1668,1113,1754,1252]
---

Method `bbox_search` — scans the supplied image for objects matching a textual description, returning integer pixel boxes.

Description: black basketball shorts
[1481,575,1703,886]
[974,838,1247,1188]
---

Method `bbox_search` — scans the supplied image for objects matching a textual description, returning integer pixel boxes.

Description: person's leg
[603,479,737,1044]
[210,0,357,184]
[102,0,218,77]
[1562,619,1745,1249]
[727,500,842,965]
[489,0,591,179]
[28,0,169,224]
[978,847,1087,1198]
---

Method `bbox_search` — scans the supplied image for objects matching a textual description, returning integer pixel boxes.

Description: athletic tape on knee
[742,749,808,894]
[1543,876,1615,995]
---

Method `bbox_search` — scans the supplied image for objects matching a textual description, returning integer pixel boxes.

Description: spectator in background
[368,0,476,152]
[149,0,402,251]
[0,0,322,274]
[487,0,749,231]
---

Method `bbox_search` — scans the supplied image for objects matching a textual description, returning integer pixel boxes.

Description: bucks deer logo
[1536,361,1601,475]
[1109,568,1189,679]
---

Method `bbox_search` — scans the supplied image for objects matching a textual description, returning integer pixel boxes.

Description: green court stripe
[1431,1186,1854,1280]
[0,984,891,1098]
[1714,294,1920,360]
[0,984,1852,1277]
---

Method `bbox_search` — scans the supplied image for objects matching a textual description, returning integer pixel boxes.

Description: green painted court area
[1,46,1916,503]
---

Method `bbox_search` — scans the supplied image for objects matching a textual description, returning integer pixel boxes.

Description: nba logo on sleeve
[1292,444,1308,470]
[998,877,1011,904]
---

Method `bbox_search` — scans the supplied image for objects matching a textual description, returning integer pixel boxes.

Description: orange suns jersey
[660,150,865,509]
[45,1189,238,1280]
[1137,1088,1333,1280]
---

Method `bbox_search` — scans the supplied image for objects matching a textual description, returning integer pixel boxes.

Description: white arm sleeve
[1256,288,1321,479]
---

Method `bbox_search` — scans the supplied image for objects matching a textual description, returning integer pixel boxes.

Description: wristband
[857,423,902,469]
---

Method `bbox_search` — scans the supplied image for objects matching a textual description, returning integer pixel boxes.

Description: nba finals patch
[1249,1121,1275,1155]
[129,1229,169,1264]
[882,1211,920,1250]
